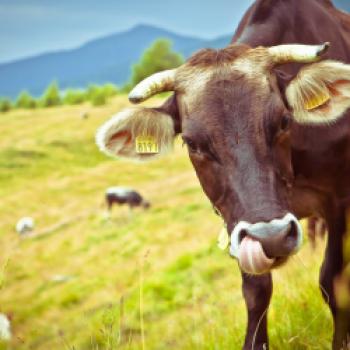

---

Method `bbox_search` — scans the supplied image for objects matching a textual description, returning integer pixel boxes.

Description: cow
[105,187,150,211]
[15,217,34,235]
[96,0,350,349]
[0,314,11,341]
[80,111,89,120]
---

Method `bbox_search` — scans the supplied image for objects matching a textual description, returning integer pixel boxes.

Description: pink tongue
[238,236,275,274]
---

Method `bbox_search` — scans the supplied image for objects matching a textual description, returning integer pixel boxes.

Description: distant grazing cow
[105,187,150,211]
[0,314,11,341]
[80,111,89,119]
[16,217,34,235]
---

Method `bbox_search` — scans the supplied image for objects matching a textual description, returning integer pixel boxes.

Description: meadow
[0,95,333,349]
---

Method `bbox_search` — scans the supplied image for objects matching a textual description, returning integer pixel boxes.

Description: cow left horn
[268,42,330,65]
[128,69,176,104]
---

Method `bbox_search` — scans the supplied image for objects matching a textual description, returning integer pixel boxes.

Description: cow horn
[128,69,176,104]
[268,42,330,65]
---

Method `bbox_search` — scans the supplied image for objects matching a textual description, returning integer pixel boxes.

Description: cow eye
[280,115,291,131]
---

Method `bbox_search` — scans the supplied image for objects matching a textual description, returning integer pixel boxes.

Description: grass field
[0,96,333,349]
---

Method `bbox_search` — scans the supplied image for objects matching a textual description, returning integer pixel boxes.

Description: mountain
[0,25,230,99]
[0,0,348,99]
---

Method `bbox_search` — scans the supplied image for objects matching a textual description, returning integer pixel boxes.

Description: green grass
[0,97,333,349]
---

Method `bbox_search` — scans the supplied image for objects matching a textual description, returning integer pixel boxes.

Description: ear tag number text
[135,136,159,154]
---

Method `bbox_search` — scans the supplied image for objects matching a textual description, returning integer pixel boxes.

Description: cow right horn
[128,69,176,104]
[268,42,330,65]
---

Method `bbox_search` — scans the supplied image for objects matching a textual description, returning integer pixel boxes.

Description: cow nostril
[238,229,248,244]
[285,222,298,246]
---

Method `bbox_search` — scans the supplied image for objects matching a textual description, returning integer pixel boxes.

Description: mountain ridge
[0,24,229,98]
[1,0,349,99]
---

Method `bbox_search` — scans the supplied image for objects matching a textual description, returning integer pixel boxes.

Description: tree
[91,89,107,106]
[63,89,86,105]
[130,39,184,88]
[0,98,12,112]
[86,84,100,101]
[41,81,61,107]
[86,85,109,106]
[86,84,118,106]
[16,91,37,109]
[101,83,118,98]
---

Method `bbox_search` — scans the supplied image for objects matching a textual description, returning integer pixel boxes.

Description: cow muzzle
[230,213,302,274]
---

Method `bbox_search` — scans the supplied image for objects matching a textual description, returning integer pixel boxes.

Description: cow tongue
[238,236,275,274]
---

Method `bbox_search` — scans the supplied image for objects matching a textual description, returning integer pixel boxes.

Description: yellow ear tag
[304,92,330,111]
[217,227,229,250]
[135,135,159,154]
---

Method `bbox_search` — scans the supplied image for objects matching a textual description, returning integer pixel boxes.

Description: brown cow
[96,0,350,349]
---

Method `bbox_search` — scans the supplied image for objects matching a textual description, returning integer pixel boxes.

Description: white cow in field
[0,314,11,341]
[16,217,34,235]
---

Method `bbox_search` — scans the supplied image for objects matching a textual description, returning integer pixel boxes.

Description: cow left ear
[286,60,350,124]
[96,106,176,161]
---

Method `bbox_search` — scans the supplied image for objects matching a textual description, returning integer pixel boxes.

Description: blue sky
[2,0,348,64]
[0,0,255,63]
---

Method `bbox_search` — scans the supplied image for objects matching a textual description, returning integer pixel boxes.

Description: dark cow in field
[105,187,150,211]
[96,0,350,348]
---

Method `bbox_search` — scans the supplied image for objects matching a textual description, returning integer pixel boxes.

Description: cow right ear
[286,60,350,124]
[96,107,176,161]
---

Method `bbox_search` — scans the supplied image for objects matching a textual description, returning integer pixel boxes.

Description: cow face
[175,46,298,273]
[97,43,350,274]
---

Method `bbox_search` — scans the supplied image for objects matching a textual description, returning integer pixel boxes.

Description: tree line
[0,82,119,112]
[0,39,184,112]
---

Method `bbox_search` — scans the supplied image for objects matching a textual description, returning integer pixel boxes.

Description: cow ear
[286,60,350,124]
[96,107,176,161]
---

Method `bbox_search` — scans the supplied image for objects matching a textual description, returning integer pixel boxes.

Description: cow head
[96,43,350,274]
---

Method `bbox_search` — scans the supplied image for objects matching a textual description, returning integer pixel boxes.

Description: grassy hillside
[0,96,332,349]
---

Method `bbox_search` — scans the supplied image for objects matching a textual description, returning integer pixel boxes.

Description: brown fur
[186,44,251,68]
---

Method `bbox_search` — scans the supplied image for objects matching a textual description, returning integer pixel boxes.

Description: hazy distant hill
[0,25,230,98]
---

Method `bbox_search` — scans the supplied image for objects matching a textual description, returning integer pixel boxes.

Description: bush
[91,90,107,106]
[101,83,118,98]
[63,89,86,105]
[86,85,107,106]
[8,82,117,110]
[120,83,132,93]
[41,81,61,107]
[130,39,184,88]
[16,91,37,109]
[0,98,12,112]
[86,85,100,100]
